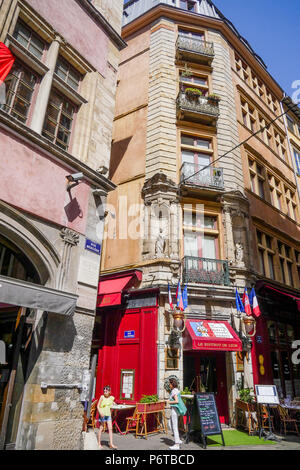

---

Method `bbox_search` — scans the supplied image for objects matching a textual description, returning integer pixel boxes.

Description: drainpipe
[280,97,300,200]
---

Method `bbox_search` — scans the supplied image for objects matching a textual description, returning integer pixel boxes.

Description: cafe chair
[125,404,140,435]
[83,399,98,432]
[257,405,274,433]
[277,405,300,436]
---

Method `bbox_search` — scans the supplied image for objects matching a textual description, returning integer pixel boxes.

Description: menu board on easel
[191,393,225,449]
[120,369,135,400]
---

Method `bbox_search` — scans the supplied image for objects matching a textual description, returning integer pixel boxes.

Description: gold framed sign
[120,369,135,401]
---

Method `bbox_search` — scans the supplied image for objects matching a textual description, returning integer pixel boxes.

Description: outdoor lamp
[171,308,186,333]
[242,314,256,338]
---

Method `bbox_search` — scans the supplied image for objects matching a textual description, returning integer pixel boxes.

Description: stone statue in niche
[235,242,244,264]
[155,229,166,257]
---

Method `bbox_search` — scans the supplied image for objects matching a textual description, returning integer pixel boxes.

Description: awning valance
[183,319,242,352]
[0,276,77,316]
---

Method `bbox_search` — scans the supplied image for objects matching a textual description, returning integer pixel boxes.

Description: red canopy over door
[97,270,142,308]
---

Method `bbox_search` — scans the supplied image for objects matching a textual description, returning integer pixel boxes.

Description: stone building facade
[95,0,300,426]
[0,0,125,449]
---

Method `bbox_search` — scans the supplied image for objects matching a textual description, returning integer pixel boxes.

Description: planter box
[138,401,165,413]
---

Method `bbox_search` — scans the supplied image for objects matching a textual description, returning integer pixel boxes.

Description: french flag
[168,283,174,310]
[176,281,184,312]
[250,288,261,318]
[243,288,252,317]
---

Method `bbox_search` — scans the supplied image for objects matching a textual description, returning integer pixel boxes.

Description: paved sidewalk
[83,428,300,451]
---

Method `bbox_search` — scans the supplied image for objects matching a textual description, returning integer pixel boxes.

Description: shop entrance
[0,305,34,448]
[184,351,229,424]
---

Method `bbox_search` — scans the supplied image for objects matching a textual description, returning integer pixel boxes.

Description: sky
[123,0,300,96]
[214,0,300,96]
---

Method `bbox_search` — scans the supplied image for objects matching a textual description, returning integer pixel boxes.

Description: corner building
[0,0,125,449]
[95,0,300,425]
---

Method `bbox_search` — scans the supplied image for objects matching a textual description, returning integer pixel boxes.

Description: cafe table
[111,404,136,435]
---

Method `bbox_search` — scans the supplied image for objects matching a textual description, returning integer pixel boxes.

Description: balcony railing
[182,256,230,286]
[177,93,220,124]
[180,163,224,190]
[176,35,214,63]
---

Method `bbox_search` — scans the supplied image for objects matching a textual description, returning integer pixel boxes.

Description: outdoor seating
[83,399,98,432]
[125,405,140,434]
[277,405,299,436]
[235,399,258,435]
[257,404,274,434]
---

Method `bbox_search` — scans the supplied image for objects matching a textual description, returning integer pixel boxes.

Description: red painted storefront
[94,271,158,402]
[251,282,300,398]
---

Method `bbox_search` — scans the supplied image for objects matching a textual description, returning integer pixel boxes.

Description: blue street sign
[85,239,101,255]
[124,330,135,339]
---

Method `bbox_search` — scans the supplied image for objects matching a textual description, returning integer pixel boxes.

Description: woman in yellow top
[97,386,117,449]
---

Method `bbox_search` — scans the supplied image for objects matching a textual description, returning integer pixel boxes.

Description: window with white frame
[183,210,218,261]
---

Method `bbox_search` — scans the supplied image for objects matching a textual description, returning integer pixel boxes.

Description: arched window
[0,235,40,283]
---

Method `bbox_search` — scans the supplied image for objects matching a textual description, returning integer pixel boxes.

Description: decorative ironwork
[181,163,224,189]
[182,256,230,286]
[177,93,220,119]
[176,35,214,58]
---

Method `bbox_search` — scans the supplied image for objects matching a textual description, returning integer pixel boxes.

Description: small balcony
[180,163,224,192]
[177,93,220,126]
[182,256,230,286]
[176,35,215,65]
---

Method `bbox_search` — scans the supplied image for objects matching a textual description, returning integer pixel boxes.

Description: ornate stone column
[57,228,79,291]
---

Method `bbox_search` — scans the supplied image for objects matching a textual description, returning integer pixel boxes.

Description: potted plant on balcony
[207,93,221,104]
[184,87,202,102]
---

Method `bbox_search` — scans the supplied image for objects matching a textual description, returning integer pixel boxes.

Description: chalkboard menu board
[189,393,225,448]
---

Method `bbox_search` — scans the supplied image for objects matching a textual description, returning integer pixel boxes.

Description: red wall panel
[96,306,158,402]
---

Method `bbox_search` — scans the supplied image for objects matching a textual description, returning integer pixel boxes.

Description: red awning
[97,271,142,308]
[264,284,300,311]
[183,320,242,352]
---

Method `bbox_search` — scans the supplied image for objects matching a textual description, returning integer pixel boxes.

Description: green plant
[185,87,202,97]
[181,63,192,78]
[238,388,255,403]
[139,394,159,403]
[180,387,192,405]
[207,93,221,101]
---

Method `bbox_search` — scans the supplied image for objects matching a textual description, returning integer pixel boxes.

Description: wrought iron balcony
[182,256,230,286]
[176,35,214,65]
[180,163,224,191]
[177,93,219,125]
